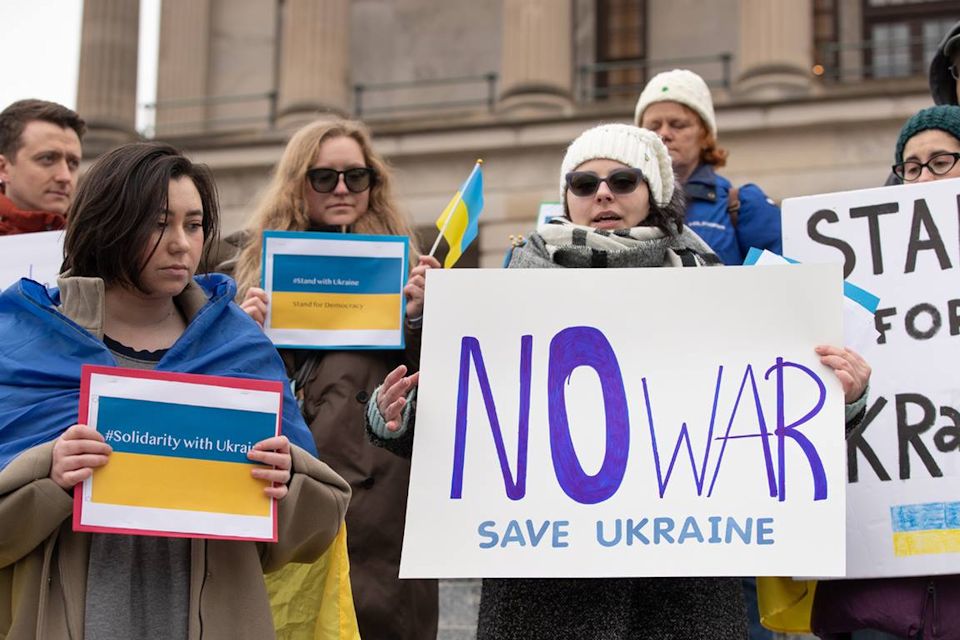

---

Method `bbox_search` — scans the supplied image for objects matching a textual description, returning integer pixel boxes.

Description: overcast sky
[0,0,161,132]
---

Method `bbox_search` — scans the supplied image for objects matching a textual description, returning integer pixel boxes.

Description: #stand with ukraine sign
[782,177,960,579]
[261,231,408,349]
[74,365,284,541]
[400,265,847,579]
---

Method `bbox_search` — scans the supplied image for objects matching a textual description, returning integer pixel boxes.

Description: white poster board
[782,177,960,579]
[0,230,64,290]
[401,265,846,579]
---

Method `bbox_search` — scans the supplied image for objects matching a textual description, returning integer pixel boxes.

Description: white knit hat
[560,123,675,206]
[633,69,717,138]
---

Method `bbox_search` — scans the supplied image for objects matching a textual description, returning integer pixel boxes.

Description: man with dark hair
[930,20,960,106]
[0,99,85,235]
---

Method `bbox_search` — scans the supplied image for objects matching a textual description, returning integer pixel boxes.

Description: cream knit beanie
[560,123,675,206]
[633,69,717,138]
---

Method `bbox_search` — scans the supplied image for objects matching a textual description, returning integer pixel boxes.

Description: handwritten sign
[401,266,846,578]
[782,178,960,578]
[261,231,408,349]
[74,365,283,541]
[0,230,63,290]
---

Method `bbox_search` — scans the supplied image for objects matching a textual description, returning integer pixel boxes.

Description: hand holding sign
[240,287,269,328]
[377,365,420,432]
[248,435,292,500]
[404,255,441,319]
[815,345,872,403]
[51,424,113,489]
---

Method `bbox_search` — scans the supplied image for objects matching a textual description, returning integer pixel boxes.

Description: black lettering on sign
[904,303,941,340]
[850,202,898,275]
[905,198,952,274]
[808,209,856,279]
[847,396,891,483]
[896,393,943,480]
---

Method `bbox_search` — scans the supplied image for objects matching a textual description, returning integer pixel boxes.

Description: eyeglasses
[565,168,645,197]
[306,167,375,193]
[892,152,960,182]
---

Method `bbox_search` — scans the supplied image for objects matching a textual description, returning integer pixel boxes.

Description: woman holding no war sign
[368,123,871,639]
[0,143,351,639]
[219,119,440,640]
[810,105,960,640]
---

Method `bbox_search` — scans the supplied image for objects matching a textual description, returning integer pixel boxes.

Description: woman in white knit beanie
[635,68,783,266]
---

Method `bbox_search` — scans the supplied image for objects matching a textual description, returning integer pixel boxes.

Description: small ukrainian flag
[434,160,484,268]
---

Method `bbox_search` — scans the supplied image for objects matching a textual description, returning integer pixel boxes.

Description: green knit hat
[895,105,960,164]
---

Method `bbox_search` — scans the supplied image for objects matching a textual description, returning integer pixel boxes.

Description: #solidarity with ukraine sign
[401,265,847,579]
[261,231,408,349]
[73,366,283,541]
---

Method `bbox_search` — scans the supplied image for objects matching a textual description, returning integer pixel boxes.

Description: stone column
[498,0,574,115]
[76,0,140,152]
[154,0,212,137]
[736,0,813,99]
[276,0,349,128]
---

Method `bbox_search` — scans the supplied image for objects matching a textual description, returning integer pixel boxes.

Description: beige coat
[0,277,352,639]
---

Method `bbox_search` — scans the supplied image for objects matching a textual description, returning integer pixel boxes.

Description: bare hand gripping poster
[401,265,846,578]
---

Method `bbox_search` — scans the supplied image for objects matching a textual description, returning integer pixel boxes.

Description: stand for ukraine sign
[261,231,408,349]
[74,365,283,541]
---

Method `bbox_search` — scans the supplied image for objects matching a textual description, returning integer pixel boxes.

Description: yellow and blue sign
[92,397,276,517]
[75,366,284,541]
[262,231,408,350]
[891,501,960,556]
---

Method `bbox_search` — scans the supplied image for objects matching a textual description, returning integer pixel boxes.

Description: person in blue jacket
[635,68,782,265]
[0,142,350,639]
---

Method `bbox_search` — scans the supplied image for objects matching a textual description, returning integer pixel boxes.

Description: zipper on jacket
[915,579,936,640]
[197,539,207,638]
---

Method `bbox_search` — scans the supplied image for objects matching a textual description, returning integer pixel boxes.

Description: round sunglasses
[565,168,645,197]
[306,167,376,194]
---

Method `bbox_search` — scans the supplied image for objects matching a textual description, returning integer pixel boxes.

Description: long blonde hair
[233,118,421,297]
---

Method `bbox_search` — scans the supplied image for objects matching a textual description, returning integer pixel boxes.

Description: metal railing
[815,36,942,83]
[139,91,278,138]
[577,53,733,103]
[353,73,498,118]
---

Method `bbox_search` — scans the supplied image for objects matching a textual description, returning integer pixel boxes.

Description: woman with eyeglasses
[217,119,439,640]
[634,69,782,266]
[809,104,960,640]
[368,123,871,640]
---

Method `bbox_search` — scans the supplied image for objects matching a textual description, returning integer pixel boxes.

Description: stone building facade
[74,0,958,637]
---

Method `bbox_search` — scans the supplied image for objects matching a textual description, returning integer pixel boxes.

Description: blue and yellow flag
[434,160,484,268]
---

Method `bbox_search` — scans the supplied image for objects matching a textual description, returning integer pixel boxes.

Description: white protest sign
[0,230,64,290]
[401,266,846,578]
[782,177,960,579]
[536,202,563,227]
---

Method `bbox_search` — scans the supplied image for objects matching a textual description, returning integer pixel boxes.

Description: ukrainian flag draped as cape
[435,161,484,268]
[0,273,318,470]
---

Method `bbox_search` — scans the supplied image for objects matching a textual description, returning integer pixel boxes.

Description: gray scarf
[508,219,720,269]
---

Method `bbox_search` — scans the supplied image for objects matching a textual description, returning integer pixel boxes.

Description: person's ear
[0,153,11,184]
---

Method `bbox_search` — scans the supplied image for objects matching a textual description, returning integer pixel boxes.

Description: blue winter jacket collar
[683,163,726,204]
[0,273,318,470]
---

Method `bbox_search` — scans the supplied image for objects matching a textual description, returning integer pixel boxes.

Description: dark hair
[645,187,686,235]
[0,99,86,157]
[62,142,220,291]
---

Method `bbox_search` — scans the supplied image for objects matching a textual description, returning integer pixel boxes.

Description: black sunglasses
[892,152,960,182]
[565,168,645,197]
[306,167,376,194]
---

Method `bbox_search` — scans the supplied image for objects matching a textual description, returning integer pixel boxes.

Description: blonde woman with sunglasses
[220,119,440,640]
